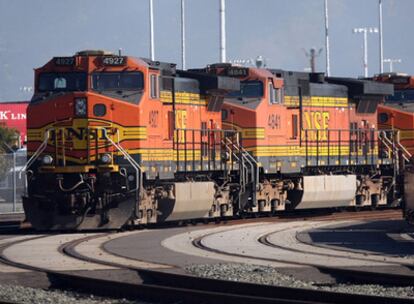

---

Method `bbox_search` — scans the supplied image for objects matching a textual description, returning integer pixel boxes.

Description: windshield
[92,72,144,91]
[386,90,414,103]
[38,72,87,92]
[227,80,263,98]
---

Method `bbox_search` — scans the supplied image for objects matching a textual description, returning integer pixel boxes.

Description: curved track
[161,211,414,286]
[0,209,412,303]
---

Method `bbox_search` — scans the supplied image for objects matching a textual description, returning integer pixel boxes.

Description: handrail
[240,146,259,188]
[221,139,241,162]
[100,128,142,191]
[222,138,246,191]
[395,130,412,162]
[379,130,411,163]
[379,131,393,152]
[20,129,51,177]
[225,137,258,190]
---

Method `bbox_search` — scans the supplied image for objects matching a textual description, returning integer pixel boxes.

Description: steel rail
[0,212,410,304]
[189,223,414,288]
[60,234,413,304]
[258,234,414,286]
[0,234,325,304]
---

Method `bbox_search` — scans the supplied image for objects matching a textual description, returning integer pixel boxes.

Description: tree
[0,125,20,180]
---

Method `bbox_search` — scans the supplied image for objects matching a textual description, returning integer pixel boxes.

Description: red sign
[0,101,29,146]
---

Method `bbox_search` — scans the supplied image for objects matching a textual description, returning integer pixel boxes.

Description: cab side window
[150,74,159,99]
[268,81,283,104]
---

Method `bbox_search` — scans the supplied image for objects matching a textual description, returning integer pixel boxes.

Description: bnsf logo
[48,127,115,149]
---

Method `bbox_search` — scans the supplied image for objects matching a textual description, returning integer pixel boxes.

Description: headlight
[74,98,87,117]
[100,153,112,164]
[42,155,53,165]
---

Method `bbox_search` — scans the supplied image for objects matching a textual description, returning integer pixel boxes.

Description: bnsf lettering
[50,128,113,141]
[302,111,330,141]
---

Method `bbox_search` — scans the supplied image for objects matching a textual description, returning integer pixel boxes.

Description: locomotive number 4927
[102,56,126,66]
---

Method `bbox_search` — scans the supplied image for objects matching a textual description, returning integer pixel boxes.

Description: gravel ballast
[0,284,149,304]
[186,263,414,299]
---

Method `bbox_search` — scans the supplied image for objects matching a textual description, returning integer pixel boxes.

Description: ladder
[223,137,258,210]
[379,130,412,164]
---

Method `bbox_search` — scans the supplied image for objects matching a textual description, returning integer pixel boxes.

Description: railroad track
[0,209,410,303]
[187,217,414,287]
[0,215,411,304]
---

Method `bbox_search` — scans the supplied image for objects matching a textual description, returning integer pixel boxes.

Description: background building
[0,101,29,146]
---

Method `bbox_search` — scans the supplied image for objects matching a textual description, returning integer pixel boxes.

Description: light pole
[149,0,155,60]
[219,0,226,63]
[324,0,331,76]
[379,0,384,73]
[181,0,186,70]
[383,58,402,73]
[352,27,378,77]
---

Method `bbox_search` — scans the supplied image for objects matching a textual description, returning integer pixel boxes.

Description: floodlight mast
[383,58,402,73]
[352,27,378,77]
[219,0,226,63]
[324,0,331,76]
[379,0,384,73]
[149,0,155,60]
[181,0,186,70]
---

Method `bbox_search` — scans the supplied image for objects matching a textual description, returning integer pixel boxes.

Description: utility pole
[353,27,378,77]
[149,0,155,60]
[324,0,331,76]
[305,48,323,73]
[379,0,384,73]
[219,0,226,63]
[181,0,186,70]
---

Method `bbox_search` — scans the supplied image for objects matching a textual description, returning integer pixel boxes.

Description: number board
[54,57,75,66]
[226,67,249,77]
[101,56,127,66]
[392,77,409,84]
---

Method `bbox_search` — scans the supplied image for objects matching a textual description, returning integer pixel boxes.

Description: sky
[0,0,412,101]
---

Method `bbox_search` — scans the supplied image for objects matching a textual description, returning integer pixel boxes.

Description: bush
[0,125,20,180]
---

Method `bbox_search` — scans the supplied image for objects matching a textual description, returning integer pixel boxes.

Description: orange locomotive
[24,50,240,229]
[24,51,400,230]
[373,73,414,223]
[374,73,414,156]
[193,65,399,211]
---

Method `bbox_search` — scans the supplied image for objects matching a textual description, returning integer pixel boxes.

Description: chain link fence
[0,150,26,213]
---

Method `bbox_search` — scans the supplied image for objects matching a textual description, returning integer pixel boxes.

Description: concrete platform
[101,219,414,283]
[296,219,414,257]
[104,226,230,268]
[3,234,115,271]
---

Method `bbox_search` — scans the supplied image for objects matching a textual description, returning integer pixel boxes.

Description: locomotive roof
[381,102,414,113]
[269,69,347,97]
[269,69,393,98]
[373,73,414,90]
[326,77,394,98]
